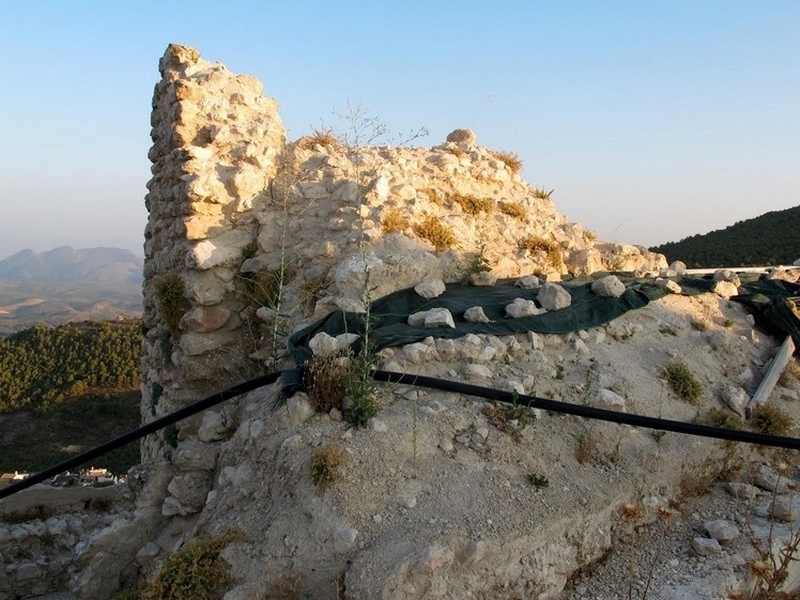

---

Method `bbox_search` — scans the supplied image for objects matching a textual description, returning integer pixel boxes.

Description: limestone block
[414,279,446,298]
[334,527,359,554]
[309,332,340,357]
[183,215,227,240]
[537,283,572,310]
[465,364,494,380]
[423,308,455,328]
[173,441,219,471]
[704,520,739,546]
[721,385,749,417]
[591,275,625,298]
[691,537,721,557]
[230,165,266,200]
[464,306,490,323]
[408,310,429,327]
[287,393,315,425]
[506,298,545,318]
[178,330,238,356]
[189,228,253,270]
[166,471,213,513]
[712,280,739,299]
[669,260,687,275]
[416,544,455,572]
[593,389,626,412]
[468,271,497,286]
[446,129,476,145]
[655,278,682,294]
[403,342,437,364]
[198,410,228,442]
[181,306,231,332]
[336,333,360,351]
[713,269,741,286]
[566,248,604,276]
[392,184,417,200]
[515,275,541,289]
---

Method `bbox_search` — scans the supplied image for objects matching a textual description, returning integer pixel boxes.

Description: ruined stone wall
[141,45,666,507]
[142,44,285,462]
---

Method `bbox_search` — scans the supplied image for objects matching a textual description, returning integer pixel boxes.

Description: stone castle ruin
[142,44,665,462]
[6,43,800,600]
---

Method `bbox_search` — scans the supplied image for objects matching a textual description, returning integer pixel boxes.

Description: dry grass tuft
[451,193,494,216]
[381,208,410,233]
[498,201,526,220]
[531,186,554,200]
[518,235,563,268]
[294,128,341,151]
[304,355,350,413]
[413,217,457,252]
[491,150,523,174]
[310,444,348,492]
[750,404,794,436]
[574,431,597,465]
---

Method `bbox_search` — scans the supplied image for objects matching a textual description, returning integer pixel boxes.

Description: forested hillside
[0,320,141,412]
[650,205,800,267]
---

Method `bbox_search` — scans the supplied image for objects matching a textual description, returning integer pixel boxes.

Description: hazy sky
[1,1,797,259]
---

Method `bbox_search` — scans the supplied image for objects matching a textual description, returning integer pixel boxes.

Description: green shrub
[662,361,703,404]
[144,531,239,600]
[413,217,457,252]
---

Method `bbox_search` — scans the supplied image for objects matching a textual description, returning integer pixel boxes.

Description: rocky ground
[4,284,799,600]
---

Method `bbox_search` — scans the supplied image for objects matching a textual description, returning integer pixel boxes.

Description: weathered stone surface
[468,271,497,286]
[423,307,455,328]
[408,310,429,327]
[691,536,721,556]
[333,527,359,553]
[414,279,446,298]
[655,278,682,294]
[712,280,739,299]
[591,275,625,298]
[669,260,687,275]
[464,306,491,323]
[309,332,340,357]
[515,275,541,289]
[198,410,228,442]
[537,282,572,310]
[505,298,545,318]
[173,441,219,471]
[465,364,494,379]
[181,306,231,333]
[704,520,739,545]
[416,544,455,572]
[189,228,254,270]
[446,128,476,144]
[166,472,213,513]
[721,385,749,417]
[593,388,626,412]
[713,269,741,286]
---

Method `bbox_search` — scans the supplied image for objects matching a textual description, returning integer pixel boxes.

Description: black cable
[0,371,284,501]
[372,370,800,450]
[3,367,797,502]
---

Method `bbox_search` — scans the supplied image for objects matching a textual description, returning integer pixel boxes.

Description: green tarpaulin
[287,274,800,366]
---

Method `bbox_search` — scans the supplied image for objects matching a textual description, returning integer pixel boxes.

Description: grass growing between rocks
[142,531,239,600]
[413,217,457,252]
[490,150,523,174]
[518,235,563,268]
[310,444,348,493]
[662,361,703,404]
[749,404,794,436]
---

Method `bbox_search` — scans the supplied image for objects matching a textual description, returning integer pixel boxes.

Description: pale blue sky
[1,1,797,259]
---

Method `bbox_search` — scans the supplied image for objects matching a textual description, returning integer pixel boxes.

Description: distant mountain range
[0,246,143,284]
[649,205,800,268]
